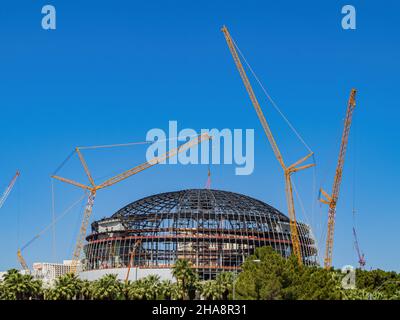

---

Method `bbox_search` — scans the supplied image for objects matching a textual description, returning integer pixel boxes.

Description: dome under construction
[82,189,317,280]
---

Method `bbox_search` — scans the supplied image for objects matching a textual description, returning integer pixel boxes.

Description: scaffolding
[84,189,318,280]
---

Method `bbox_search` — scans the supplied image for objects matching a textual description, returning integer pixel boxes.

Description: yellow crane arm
[66,133,211,272]
[98,133,211,189]
[51,175,93,191]
[221,26,285,169]
[321,88,357,268]
[17,249,29,271]
[76,147,96,187]
[221,26,315,265]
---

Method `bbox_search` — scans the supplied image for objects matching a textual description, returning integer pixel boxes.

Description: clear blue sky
[0,0,399,271]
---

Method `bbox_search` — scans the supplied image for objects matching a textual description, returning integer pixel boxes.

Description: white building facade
[32,260,77,284]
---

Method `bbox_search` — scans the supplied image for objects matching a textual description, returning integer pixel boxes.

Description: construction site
[81,189,317,281]
[0,25,365,286]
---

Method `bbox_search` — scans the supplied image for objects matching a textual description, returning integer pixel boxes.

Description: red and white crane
[353,227,366,268]
[205,166,211,189]
[0,171,20,210]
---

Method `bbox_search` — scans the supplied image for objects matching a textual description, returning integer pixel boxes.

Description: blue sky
[0,0,399,271]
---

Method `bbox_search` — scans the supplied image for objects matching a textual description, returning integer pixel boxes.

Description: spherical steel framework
[84,189,317,279]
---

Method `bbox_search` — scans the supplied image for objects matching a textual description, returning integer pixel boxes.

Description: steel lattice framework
[84,189,317,280]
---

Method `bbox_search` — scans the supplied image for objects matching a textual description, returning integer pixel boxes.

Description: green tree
[342,288,386,300]
[235,246,342,300]
[201,280,220,300]
[288,266,343,300]
[170,282,184,300]
[171,259,198,300]
[126,279,146,300]
[141,275,161,300]
[45,273,82,300]
[159,280,174,300]
[235,247,287,299]
[79,280,93,300]
[215,272,234,300]
[355,269,400,297]
[91,274,124,300]
[0,269,42,300]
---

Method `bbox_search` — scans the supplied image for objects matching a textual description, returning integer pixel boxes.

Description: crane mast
[0,171,20,210]
[71,190,96,269]
[320,89,357,268]
[52,133,211,273]
[221,26,314,265]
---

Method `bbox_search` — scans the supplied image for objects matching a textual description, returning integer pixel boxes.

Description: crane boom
[221,27,285,168]
[0,171,20,210]
[54,133,211,272]
[98,134,210,189]
[353,227,366,268]
[320,89,357,268]
[17,249,29,271]
[221,26,314,265]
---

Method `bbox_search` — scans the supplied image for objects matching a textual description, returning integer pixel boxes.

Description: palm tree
[170,282,184,300]
[1,269,42,300]
[129,282,144,300]
[159,280,174,300]
[172,259,197,300]
[91,274,124,300]
[126,279,146,300]
[46,273,82,300]
[79,280,93,300]
[215,272,234,300]
[201,280,221,300]
[142,275,161,300]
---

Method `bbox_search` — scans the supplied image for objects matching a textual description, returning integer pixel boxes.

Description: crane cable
[230,36,314,154]
[53,135,207,178]
[230,34,322,258]
[51,179,56,261]
[20,192,87,252]
[292,178,320,261]
[78,141,153,150]
[230,34,322,244]
[77,134,205,150]
[351,115,362,262]
[228,31,324,264]
[52,149,76,176]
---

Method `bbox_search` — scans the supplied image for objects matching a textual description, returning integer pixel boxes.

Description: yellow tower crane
[52,133,211,273]
[320,89,357,269]
[221,26,314,265]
